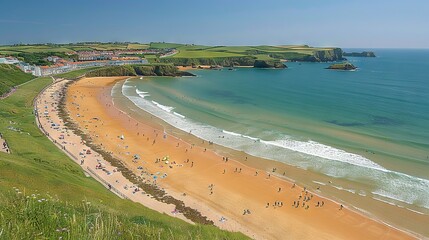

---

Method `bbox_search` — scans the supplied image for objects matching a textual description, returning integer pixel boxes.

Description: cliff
[269,48,344,62]
[343,51,376,57]
[253,60,287,69]
[85,64,195,77]
[326,62,357,70]
[311,48,344,62]
[160,56,256,67]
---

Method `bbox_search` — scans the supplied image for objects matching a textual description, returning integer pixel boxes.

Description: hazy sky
[1,0,428,48]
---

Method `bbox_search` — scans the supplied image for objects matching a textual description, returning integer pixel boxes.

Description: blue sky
[1,0,428,48]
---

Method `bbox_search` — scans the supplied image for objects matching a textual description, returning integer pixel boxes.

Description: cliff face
[85,64,195,77]
[311,48,344,62]
[253,60,287,69]
[160,56,256,67]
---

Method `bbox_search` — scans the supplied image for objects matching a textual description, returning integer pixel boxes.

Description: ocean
[114,49,429,235]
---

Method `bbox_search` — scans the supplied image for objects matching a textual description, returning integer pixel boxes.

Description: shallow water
[114,49,429,236]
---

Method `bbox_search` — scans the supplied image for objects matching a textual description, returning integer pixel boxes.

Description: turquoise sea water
[118,49,429,220]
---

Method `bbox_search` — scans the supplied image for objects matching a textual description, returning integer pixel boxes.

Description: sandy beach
[59,76,416,240]
[35,78,195,224]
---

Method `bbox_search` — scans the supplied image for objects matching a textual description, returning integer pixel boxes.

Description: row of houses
[0,57,41,75]
[0,57,20,64]
[76,49,175,61]
[35,58,148,76]
[2,54,149,76]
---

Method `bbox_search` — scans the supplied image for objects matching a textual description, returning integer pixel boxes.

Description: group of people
[1,135,9,153]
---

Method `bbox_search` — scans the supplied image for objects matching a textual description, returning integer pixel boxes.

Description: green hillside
[0,64,35,96]
[0,42,150,55]
[1,42,343,69]
[0,69,248,239]
[148,42,343,66]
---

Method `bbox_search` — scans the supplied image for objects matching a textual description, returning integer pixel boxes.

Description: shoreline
[114,77,428,239]
[34,77,200,225]
[63,76,418,238]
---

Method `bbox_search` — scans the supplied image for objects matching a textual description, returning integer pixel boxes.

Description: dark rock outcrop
[312,48,344,62]
[160,56,256,67]
[326,62,356,70]
[85,64,195,77]
[253,60,287,69]
[343,51,376,57]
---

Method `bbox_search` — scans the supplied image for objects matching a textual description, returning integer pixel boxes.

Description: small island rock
[326,62,357,70]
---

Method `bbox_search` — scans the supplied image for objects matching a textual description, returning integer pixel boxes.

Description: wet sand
[65,76,417,240]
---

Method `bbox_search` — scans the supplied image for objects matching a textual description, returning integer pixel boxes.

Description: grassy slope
[0,73,247,239]
[0,64,35,95]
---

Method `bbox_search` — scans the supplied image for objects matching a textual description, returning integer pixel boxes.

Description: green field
[148,42,341,63]
[172,50,245,58]
[0,64,35,96]
[127,43,150,49]
[0,42,152,55]
[0,70,248,239]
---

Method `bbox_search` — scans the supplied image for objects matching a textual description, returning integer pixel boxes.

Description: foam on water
[119,80,429,211]
[222,130,241,137]
[173,112,185,118]
[406,208,425,215]
[372,197,399,206]
[151,100,174,113]
[331,185,357,194]
[312,181,326,186]
[223,130,260,141]
[136,89,150,98]
[260,139,385,171]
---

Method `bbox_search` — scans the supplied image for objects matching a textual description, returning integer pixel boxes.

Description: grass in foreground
[0,75,248,239]
[0,190,169,239]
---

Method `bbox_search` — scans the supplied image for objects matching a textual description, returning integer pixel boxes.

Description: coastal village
[0,48,177,76]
